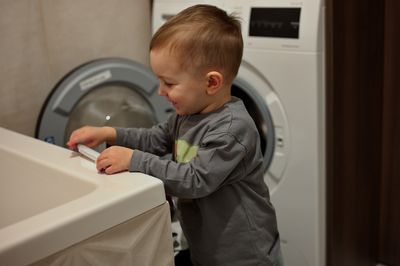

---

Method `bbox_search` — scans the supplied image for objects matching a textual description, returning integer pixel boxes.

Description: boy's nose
[158,84,168,97]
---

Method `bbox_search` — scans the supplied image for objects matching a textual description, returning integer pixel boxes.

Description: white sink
[0,127,166,265]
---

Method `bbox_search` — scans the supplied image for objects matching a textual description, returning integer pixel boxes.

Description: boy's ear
[206,71,223,95]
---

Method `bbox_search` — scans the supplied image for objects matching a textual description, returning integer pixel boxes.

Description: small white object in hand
[77,144,100,161]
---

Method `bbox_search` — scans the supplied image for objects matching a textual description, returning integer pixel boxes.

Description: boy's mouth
[165,96,178,109]
[169,100,177,108]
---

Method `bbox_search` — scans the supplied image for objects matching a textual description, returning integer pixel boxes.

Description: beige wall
[0,0,152,137]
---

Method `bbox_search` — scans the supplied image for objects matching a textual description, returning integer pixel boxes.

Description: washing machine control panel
[223,1,323,52]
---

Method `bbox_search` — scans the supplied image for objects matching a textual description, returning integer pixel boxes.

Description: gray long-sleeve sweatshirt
[115,97,281,265]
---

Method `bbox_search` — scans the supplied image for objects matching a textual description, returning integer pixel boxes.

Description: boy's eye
[164,81,174,87]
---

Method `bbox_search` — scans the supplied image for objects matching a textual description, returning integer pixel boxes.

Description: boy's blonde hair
[150,4,243,83]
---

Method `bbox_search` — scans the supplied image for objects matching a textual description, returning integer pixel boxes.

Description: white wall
[0,0,152,136]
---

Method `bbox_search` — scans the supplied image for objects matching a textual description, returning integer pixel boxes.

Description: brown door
[377,0,400,264]
[326,0,400,265]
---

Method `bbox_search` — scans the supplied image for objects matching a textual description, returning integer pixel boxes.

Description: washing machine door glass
[66,85,157,145]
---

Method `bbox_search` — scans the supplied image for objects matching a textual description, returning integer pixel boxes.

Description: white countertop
[0,127,166,265]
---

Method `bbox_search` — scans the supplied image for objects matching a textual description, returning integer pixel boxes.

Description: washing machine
[152,1,325,265]
[36,58,172,149]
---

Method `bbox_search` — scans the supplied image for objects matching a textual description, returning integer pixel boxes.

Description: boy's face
[150,48,210,115]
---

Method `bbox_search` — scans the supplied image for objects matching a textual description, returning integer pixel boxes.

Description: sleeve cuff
[114,127,125,146]
[129,149,144,172]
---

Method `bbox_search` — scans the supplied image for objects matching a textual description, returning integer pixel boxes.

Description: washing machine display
[249,7,301,38]
[36,58,172,149]
[152,1,325,265]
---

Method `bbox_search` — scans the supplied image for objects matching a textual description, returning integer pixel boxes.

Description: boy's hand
[97,146,133,175]
[67,126,116,150]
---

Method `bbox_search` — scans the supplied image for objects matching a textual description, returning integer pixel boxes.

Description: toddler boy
[68,4,282,265]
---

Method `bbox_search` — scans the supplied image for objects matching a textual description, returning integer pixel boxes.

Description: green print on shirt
[175,139,199,163]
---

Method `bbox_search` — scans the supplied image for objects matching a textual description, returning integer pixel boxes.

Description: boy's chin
[175,110,187,116]
[175,109,192,116]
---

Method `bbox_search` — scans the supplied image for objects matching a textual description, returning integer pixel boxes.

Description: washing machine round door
[233,61,290,192]
[36,58,172,150]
